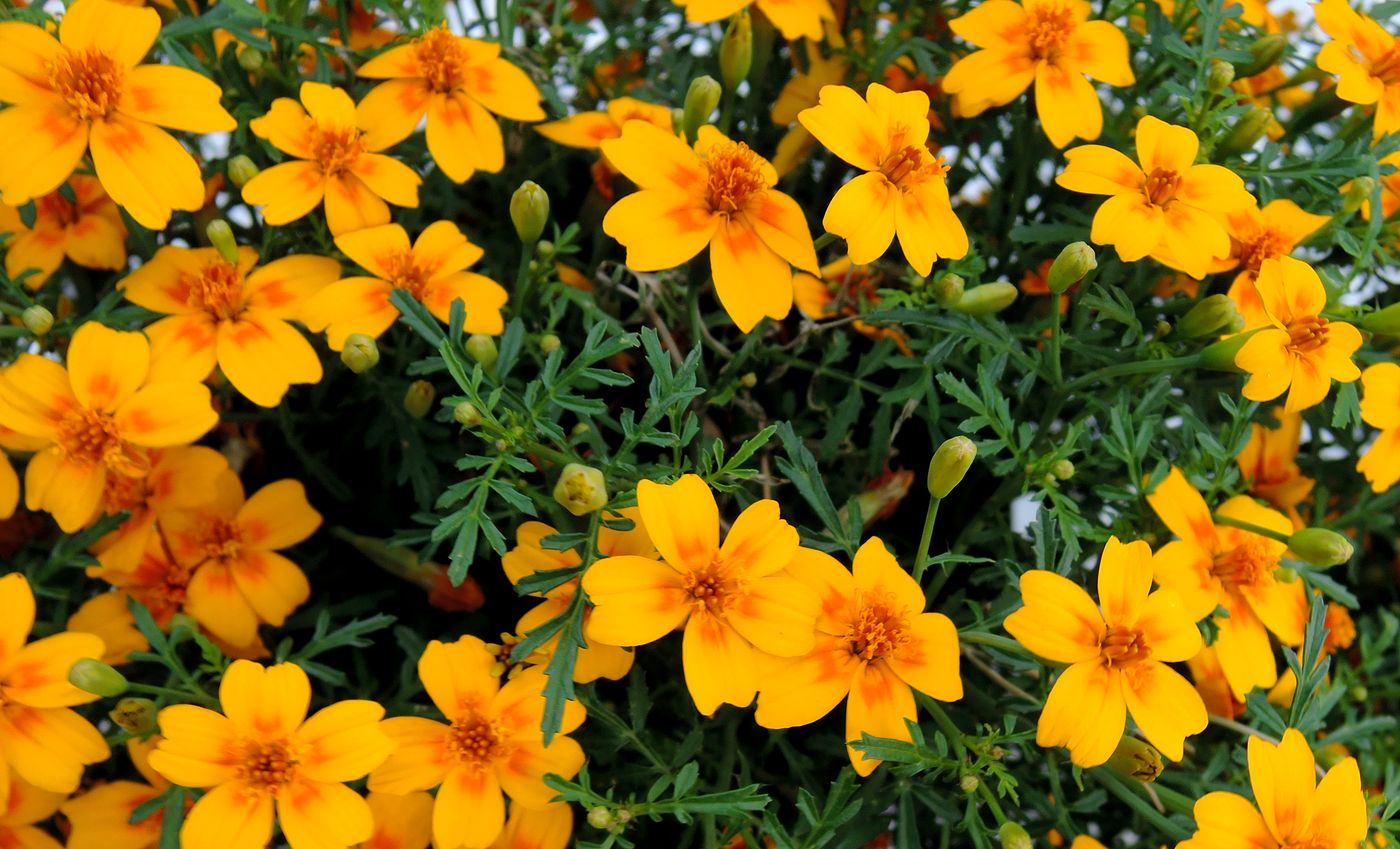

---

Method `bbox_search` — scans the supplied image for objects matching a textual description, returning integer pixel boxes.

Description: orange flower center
[1280,839,1331,849]
[413,27,470,93]
[185,258,248,321]
[36,190,80,228]
[702,139,767,215]
[447,712,506,767]
[136,560,194,616]
[1236,226,1291,272]
[382,249,431,299]
[201,519,245,564]
[1143,168,1181,207]
[48,48,124,121]
[1285,315,1329,354]
[102,465,152,514]
[236,739,300,794]
[1099,626,1151,668]
[1211,537,1276,590]
[879,145,949,191]
[683,562,740,616]
[1366,45,1400,86]
[847,594,910,662]
[57,408,148,475]
[308,122,365,177]
[1026,2,1075,63]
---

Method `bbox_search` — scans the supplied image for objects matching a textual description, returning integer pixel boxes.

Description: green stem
[1048,305,1064,387]
[1212,513,1292,545]
[1091,768,1192,842]
[125,681,219,709]
[813,232,838,251]
[913,495,941,581]
[922,699,966,757]
[958,631,1031,658]
[976,782,1009,826]
[1063,354,1203,391]
[513,241,537,308]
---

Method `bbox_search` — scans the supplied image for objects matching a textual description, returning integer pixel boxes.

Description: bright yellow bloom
[1176,729,1367,849]
[357,791,433,849]
[242,82,422,235]
[1236,408,1313,527]
[1315,0,1400,140]
[1147,467,1305,698]
[356,27,545,183]
[488,802,573,849]
[1234,256,1362,412]
[367,638,586,849]
[0,176,126,288]
[0,573,109,801]
[1004,536,1207,767]
[62,737,169,849]
[148,661,393,849]
[771,45,850,177]
[1222,201,1330,331]
[1357,362,1400,492]
[536,97,673,151]
[945,0,1135,147]
[67,591,148,665]
[0,0,235,228]
[798,83,968,275]
[161,471,321,648]
[600,123,819,332]
[0,322,218,532]
[0,772,66,849]
[301,221,507,351]
[672,0,834,41]
[754,539,962,776]
[581,474,820,715]
[1056,116,1254,279]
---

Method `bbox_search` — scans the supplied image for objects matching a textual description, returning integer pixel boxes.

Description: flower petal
[1037,661,1125,767]
[89,115,203,230]
[435,765,506,849]
[0,105,89,207]
[1004,570,1105,664]
[1121,660,1207,761]
[845,660,915,777]
[118,64,235,133]
[580,555,690,647]
[682,612,758,715]
[277,778,375,849]
[755,634,858,729]
[887,612,963,702]
[218,659,311,740]
[178,782,274,849]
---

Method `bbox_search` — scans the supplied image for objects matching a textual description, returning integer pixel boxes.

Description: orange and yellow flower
[1186,645,1244,720]
[1004,536,1207,767]
[1056,116,1254,279]
[0,176,126,289]
[1222,200,1330,330]
[600,123,819,332]
[1315,0,1400,141]
[148,660,393,849]
[1357,362,1400,492]
[1236,408,1314,527]
[771,46,850,177]
[945,0,1135,147]
[301,221,507,351]
[357,791,433,849]
[242,82,421,235]
[754,539,962,776]
[0,0,236,228]
[798,83,968,275]
[792,258,911,353]
[488,802,573,849]
[1234,256,1362,412]
[671,0,835,41]
[356,27,544,184]
[62,737,170,849]
[581,474,820,715]
[0,772,66,849]
[67,591,149,665]
[367,638,585,849]
[536,97,673,151]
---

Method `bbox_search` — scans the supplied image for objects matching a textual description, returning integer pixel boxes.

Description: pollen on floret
[413,26,472,93]
[447,712,507,767]
[236,739,301,794]
[702,139,768,214]
[309,123,366,177]
[48,48,125,121]
[185,259,249,321]
[1025,0,1076,62]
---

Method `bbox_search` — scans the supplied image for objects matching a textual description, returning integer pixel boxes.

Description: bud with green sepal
[720,9,753,91]
[403,380,435,419]
[206,220,240,265]
[466,334,498,373]
[341,333,380,373]
[68,658,128,698]
[510,181,550,245]
[951,282,1018,315]
[554,463,608,516]
[1179,294,1245,338]
[682,76,722,142]
[998,822,1032,849]
[1047,242,1096,294]
[21,304,52,336]
[928,436,977,498]
[1107,736,1164,782]
[1287,528,1354,567]
[934,273,966,307]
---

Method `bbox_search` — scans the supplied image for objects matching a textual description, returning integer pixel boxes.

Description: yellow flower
[672,0,834,41]
[1186,645,1243,720]
[1004,536,1207,767]
[122,246,338,407]
[1176,729,1367,849]
[0,322,218,533]
[488,802,573,849]
[67,591,149,665]
[0,0,235,228]
[356,27,544,183]
[770,45,850,177]
[0,772,67,849]
[944,0,1135,147]
[0,176,126,289]
[797,83,968,275]
[754,539,962,776]
[301,221,506,351]
[1234,256,1362,412]
[1147,466,1305,698]
[1222,200,1330,331]
[148,660,394,849]
[1315,0,1400,140]
[1357,362,1400,492]
[356,791,433,849]
[580,474,820,715]
[62,737,170,849]
[0,573,109,801]
[1236,408,1314,527]
[536,96,673,151]
[1056,115,1254,279]
[600,123,819,332]
[242,82,422,235]
[367,638,586,849]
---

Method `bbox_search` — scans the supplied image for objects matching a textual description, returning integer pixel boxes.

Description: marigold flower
[359,791,433,849]
[367,638,586,849]
[1357,362,1400,493]
[601,123,818,332]
[0,0,235,228]
[537,96,673,151]
[488,802,573,849]
[1237,408,1314,526]
[1234,256,1362,412]
[944,0,1135,147]
[0,176,126,289]
[301,221,507,351]
[1147,466,1305,698]
[1222,201,1330,331]
[1315,0,1400,140]
[798,84,968,275]
[580,474,820,715]
[148,660,393,849]
[1056,116,1254,279]
[1004,536,1207,767]
[1186,645,1244,721]
[0,322,218,533]
[671,0,834,41]
[792,258,911,353]
[62,737,170,849]
[0,772,66,849]
[1176,729,1367,849]
[0,573,109,800]
[771,46,850,177]
[242,82,422,235]
[67,591,148,665]
[754,539,962,776]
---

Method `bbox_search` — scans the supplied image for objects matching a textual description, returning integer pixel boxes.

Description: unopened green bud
[453,402,482,427]
[1234,34,1287,78]
[554,463,608,516]
[1107,736,1164,782]
[539,333,562,354]
[683,75,722,142]
[951,282,1018,315]
[959,773,980,794]
[228,155,260,188]
[615,807,633,825]
[403,380,435,419]
[928,436,976,498]
[1207,58,1235,94]
[1047,242,1096,294]
[998,822,1032,849]
[466,334,498,372]
[1051,459,1075,480]
[1350,685,1368,702]
[109,697,158,735]
[1287,528,1354,567]
[1179,294,1245,338]
[1199,330,1253,372]
[21,304,52,336]
[586,806,614,829]
[510,181,550,244]
[1155,319,1173,339]
[1361,300,1400,336]
[571,422,591,437]
[1275,566,1299,582]
[205,220,239,264]
[341,333,380,373]
[1343,176,1377,215]
[934,273,966,308]
[68,658,128,697]
[739,372,757,388]
[1217,106,1272,157]
[720,9,753,92]
[238,46,265,72]
[536,239,555,259]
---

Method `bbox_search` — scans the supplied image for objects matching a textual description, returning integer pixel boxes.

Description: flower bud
[554,463,608,516]
[68,658,128,698]
[536,240,555,259]
[1217,106,1272,157]
[934,273,966,308]
[928,436,976,498]
[1275,566,1298,582]
[1198,331,1252,372]
[109,697,158,735]
[1361,300,1400,336]
[1047,242,1096,294]
[1207,59,1235,94]
[466,334,498,372]
[341,333,380,373]
[1179,294,1245,338]
[739,372,757,388]
[683,75,722,142]
[21,304,52,336]
[238,46,265,72]
[539,333,562,354]
[1107,736,1164,782]
[959,773,980,794]
[205,220,240,264]
[998,822,1032,849]
[1051,459,1075,480]
[720,9,753,92]
[227,155,260,188]
[1287,528,1354,567]
[403,380,435,419]
[1234,34,1287,78]
[586,807,614,829]
[1342,176,1377,216]
[510,181,550,244]
[453,402,482,427]
[571,422,591,437]
[951,282,1018,315]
